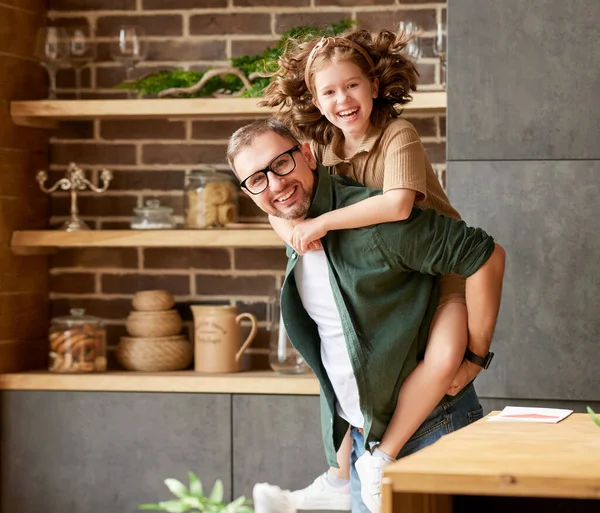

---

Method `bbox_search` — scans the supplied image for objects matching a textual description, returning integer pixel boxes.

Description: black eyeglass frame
[240,145,301,195]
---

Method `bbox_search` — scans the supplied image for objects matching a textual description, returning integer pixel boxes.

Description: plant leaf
[587,406,600,428]
[139,503,164,510]
[208,480,224,503]
[165,478,190,499]
[188,471,203,498]
[157,499,192,513]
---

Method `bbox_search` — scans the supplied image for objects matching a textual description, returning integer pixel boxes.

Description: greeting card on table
[488,406,573,423]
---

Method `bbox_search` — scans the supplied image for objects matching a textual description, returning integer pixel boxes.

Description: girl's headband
[304,37,375,94]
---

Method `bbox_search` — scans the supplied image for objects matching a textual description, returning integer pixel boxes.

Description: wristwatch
[465,348,494,370]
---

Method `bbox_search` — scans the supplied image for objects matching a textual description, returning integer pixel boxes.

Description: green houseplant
[140,471,253,513]
[588,406,600,429]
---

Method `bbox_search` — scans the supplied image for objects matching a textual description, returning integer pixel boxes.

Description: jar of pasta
[48,308,107,373]
[184,170,238,228]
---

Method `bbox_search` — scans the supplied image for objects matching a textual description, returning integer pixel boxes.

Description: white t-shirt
[294,249,364,428]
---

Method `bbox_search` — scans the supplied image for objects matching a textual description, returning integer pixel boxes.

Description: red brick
[403,116,437,138]
[101,273,190,295]
[231,40,279,59]
[50,17,90,30]
[239,326,270,350]
[142,143,227,165]
[357,9,436,32]
[440,115,446,138]
[101,119,185,140]
[234,0,308,5]
[56,67,91,89]
[144,0,226,7]
[235,300,268,322]
[50,0,135,9]
[191,119,263,140]
[50,272,96,294]
[51,143,136,165]
[415,61,435,86]
[144,248,231,270]
[51,298,133,320]
[190,14,270,35]
[276,13,351,34]
[315,0,392,5]
[96,15,183,37]
[53,121,94,140]
[149,40,226,61]
[96,65,178,89]
[234,248,287,271]
[104,324,128,348]
[51,248,138,269]
[108,170,186,191]
[238,195,268,221]
[50,195,138,217]
[195,274,275,295]
[423,142,445,164]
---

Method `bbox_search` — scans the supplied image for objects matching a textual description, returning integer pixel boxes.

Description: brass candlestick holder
[37,162,113,231]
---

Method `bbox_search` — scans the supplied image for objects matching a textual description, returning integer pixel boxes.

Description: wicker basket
[117,335,193,371]
[132,290,175,312]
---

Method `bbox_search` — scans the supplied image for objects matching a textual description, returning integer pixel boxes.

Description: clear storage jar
[267,295,307,374]
[131,199,176,229]
[185,170,238,229]
[48,308,107,373]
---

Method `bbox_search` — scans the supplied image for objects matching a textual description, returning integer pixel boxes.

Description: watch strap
[465,348,494,370]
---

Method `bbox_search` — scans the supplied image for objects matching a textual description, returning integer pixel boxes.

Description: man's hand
[291,217,328,254]
[446,359,482,396]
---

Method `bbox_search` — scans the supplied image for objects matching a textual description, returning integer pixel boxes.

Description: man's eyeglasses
[240,145,301,195]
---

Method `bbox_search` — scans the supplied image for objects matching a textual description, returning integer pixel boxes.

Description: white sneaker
[289,473,351,511]
[355,451,390,513]
[253,483,296,513]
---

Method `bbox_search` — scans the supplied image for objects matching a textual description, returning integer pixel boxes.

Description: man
[226,119,506,513]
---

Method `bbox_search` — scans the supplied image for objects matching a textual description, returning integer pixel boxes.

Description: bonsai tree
[140,471,252,513]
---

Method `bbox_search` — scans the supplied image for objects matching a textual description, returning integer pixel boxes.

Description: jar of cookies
[184,170,238,228]
[48,308,107,373]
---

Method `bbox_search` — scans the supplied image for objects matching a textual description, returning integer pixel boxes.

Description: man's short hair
[227,119,300,177]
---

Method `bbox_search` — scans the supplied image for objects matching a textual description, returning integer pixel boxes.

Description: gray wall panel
[447,161,600,401]
[232,395,336,512]
[447,0,600,160]
[0,391,231,513]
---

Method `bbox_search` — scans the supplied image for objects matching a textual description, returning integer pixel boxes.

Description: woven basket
[132,290,175,312]
[117,336,193,371]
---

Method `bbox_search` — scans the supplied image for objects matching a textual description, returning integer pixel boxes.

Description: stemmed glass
[398,21,422,61]
[67,26,96,99]
[109,25,148,98]
[433,23,447,90]
[34,27,69,99]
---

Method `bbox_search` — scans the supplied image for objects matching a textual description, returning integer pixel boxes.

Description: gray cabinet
[1,391,232,513]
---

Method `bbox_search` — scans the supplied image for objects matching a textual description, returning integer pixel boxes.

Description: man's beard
[274,192,311,220]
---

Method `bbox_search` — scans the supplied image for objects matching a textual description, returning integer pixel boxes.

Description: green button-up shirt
[280,165,496,467]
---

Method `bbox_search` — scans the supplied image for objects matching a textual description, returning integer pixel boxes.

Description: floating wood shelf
[10,92,447,128]
[0,370,319,394]
[10,228,284,254]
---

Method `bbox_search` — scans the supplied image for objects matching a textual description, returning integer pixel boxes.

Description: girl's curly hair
[259,28,420,146]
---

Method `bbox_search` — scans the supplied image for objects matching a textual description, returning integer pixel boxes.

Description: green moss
[117,18,355,98]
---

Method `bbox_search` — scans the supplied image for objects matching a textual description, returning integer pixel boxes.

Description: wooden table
[381,412,600,512]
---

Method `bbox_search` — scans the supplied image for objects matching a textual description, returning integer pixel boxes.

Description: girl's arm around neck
[290,188,416,253]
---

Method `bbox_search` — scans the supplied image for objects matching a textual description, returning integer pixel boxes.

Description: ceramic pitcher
[190,305,258,373]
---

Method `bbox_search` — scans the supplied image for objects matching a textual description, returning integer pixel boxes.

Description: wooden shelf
[10,228,284,254]
[10,92,447,128]
[0,370,319,394]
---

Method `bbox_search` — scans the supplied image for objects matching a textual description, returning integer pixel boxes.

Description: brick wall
[47,0,447,370]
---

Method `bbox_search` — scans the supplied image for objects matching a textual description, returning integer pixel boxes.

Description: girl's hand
[291,218,327,254]
[446,359,482,396]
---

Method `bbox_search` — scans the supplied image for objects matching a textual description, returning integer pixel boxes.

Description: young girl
[257,28,488,512]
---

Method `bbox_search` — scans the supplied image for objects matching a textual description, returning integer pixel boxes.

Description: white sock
[373,446,396,462]
[325,469,350,487]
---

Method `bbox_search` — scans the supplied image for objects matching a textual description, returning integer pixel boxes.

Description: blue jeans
[349,383,484,513]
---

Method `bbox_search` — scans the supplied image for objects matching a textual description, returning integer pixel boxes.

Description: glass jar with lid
[131,199,176,229]
[48,308,107,373]
[184,169,238,229]
[267,294,307,374]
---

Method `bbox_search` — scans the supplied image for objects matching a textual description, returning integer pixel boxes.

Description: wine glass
[67,26,96,99]
[433,23,447,90]
[34,27,69,99]
[109,25,148,98]
[398,21,422,61]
